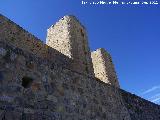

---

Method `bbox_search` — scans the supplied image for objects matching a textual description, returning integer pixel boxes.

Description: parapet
[46,15,94,76]
[91,48,120,88]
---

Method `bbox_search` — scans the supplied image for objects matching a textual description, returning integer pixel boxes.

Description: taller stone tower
[91,48,120,88]
[46,15,94,76]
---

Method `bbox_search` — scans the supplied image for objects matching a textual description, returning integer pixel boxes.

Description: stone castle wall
[0,14,160,120]
[0,14,93,76]
[0,41,130,120]
[121,90,160,120]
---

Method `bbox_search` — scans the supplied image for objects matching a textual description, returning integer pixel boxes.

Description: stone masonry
[91,48,120,88]
[0,13,160,120]
[47,15,94,76]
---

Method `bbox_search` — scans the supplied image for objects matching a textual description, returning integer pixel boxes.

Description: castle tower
[46,15,94,76]
[91,48,120,88]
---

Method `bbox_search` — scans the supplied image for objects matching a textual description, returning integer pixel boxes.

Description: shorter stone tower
[91,48,120,88]
[46,15,94,76]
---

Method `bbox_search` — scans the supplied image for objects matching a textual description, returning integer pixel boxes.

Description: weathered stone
[46,95,58,103]
[24,108,35,114]
[57,105,65,112]
[46,15,94,76]
[7,84,22,92]
[3,50,11,62]
[62,83,69,90]
[1,111,22,120]
[91,48,120,88]
[0,47,6,57]
[77,87,84,95]
[26,60,35,69]
[0,14,159,120]
[16,55,26,66]
[31,82,41,91]
[0,95,14,103]
[0,71,4,81]
[10,52,17,61]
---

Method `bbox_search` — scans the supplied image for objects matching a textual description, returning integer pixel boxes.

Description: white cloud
[141,86,160,104]
[147,93,160,103]
[141,85,160,95]
[149,93,160,100]
[151,96,160,102]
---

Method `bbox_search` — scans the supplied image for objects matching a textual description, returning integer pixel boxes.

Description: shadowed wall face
[91,48,120,88]
[0,42,130,120]
[46,15,94,76]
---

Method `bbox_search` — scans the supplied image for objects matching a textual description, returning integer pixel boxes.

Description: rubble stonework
[0,13,160,120]
[121,90,160,120]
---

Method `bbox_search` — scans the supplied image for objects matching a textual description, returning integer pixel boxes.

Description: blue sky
[0,0,160,104]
